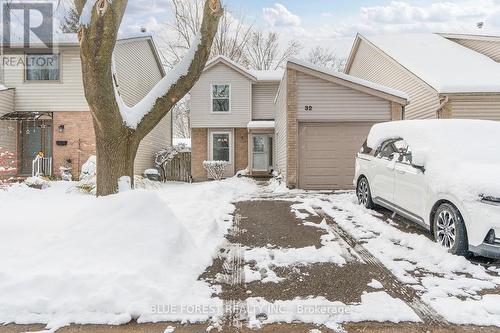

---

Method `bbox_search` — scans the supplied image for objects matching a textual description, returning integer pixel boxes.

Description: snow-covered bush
[0,147,16,190]
[203,160,229,181]
[24,176,49,189]
[59,166,73,181]
[75,155,97,194]
[154,143,190,181]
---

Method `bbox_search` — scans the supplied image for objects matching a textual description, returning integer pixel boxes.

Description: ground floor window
[211,132,231,162]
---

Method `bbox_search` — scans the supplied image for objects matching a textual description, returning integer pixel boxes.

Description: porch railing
[32,156,52,177]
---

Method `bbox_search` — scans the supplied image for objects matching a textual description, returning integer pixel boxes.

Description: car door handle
[396,170,406,174]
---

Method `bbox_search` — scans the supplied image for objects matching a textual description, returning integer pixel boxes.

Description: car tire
[433,203,469,257]
[356,177,375,209]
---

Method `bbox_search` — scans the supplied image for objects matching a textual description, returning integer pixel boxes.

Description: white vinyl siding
[190,63,252,128]
[113,39,172,174]
[446,38,500,63]
[0,89,14,116]
[348,39,440,119]
[296,71,391,121]
[252,83,279,120]
[450,95,500,121]
[274,74,287,180]
[4,46,89,112]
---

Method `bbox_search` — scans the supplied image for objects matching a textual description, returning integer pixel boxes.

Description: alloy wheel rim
[436,210,456,249]
[357,179,369,206]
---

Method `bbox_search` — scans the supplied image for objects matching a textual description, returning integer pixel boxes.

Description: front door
[19,120,53,175]
[252,134,271,171]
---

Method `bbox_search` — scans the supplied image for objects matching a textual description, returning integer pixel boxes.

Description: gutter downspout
[436,96,449,119]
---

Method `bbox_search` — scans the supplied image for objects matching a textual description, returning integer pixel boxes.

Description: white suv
[354,120,500,259]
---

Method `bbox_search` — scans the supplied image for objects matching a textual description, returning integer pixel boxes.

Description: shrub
[202,160,229,181]
[0,147,17,190]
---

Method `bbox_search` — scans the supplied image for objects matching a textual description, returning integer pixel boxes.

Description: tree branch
[134,0,222,139]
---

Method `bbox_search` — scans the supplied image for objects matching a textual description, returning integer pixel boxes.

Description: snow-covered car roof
[367,119,500,200]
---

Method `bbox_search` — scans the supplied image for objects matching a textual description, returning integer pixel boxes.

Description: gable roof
[204,56,283,82]
[288,58,409,105]
[437,32,500,43]
[352,33,500,94]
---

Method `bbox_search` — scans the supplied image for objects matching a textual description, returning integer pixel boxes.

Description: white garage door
[298,122,375,190]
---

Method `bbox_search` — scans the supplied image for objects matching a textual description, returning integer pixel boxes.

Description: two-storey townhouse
[190,56,409,189]
[0,33,172,178]
[189,56,282,181]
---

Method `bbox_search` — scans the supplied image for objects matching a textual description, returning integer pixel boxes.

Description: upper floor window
[26,54,60,81]
[212,84,230,112]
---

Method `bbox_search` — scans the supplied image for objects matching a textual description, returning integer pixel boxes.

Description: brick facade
[286,68,298,188]
[234,128,248,173]
[52,111,96,179]
[191,128,208,181]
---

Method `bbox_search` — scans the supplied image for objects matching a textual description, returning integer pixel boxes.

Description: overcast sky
[117,0,500,59]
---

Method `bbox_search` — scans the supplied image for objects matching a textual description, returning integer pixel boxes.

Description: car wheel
[356,177,374,209]
[433,203,469,256]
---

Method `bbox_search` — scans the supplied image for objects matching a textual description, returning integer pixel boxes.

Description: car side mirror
[412,164,425,173]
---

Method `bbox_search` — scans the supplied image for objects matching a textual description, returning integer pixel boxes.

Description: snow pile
[246,292,420,328]
[114,35,201,129]
[24,176,49,189]
[0,177,258,330]
[367,119,500,200]
[367,33,500,93]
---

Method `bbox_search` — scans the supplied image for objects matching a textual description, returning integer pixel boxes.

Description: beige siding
[190,63,252,128]
[0,90,16,156]
[348,40,440,119]
[274,75,287,180]
[450,95,500,121]
[252,83,279,120]
[296,71,391,121]
[4,47,89,112]
[113,39,171,174]
[447,38,500,63]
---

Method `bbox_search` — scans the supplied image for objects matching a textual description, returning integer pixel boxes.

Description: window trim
[209,130,233,164]
[24,52,62,83]
[210,83,231,114]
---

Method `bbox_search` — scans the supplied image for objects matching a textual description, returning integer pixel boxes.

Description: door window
[212,133,230,162]
[252,135,268,170]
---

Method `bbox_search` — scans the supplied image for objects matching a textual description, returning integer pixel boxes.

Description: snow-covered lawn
[0,178,257,331]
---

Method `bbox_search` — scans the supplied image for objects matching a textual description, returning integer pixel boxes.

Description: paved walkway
[4,189,500,333]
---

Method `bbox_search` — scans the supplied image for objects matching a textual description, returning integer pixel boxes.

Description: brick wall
[52,111,96,179]
[191,128,208,181]
[234,128,248,173]
[286,68,298,188]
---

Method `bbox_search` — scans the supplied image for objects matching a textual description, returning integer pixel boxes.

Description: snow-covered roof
[247,120,275,129]
[0,85,8,91]
[437,32,500,42]
[4,32,154,47]
[248,70,284,82]
[288,58,409,102]
[205,56,283,82]
[364,33,500,93]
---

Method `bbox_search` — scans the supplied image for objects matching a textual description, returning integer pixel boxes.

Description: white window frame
[210,84,231,114]
[209,130,233,164]
[24,53,62,83]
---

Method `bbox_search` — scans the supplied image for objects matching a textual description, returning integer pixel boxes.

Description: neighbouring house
[0,33,172,178]
[189,56,408,190]
[345,33,500,120]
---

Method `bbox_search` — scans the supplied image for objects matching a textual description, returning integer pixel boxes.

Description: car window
[376,140,399,160]
[394,140,413,164]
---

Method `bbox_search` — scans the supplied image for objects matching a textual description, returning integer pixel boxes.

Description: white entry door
[252,134,269,171]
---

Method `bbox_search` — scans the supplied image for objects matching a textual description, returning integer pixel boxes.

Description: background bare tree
[172,97,190,138]
[244,31,301,70]
[74,0,222,196]
[306,46,346,72]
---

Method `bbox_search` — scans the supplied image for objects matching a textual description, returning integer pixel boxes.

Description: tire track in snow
[315,208,447,325]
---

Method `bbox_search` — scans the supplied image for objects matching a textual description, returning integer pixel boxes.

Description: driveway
[4,185,500,332]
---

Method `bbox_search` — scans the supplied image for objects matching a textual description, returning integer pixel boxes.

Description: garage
[299,122,375,190]
[274,58,410,190]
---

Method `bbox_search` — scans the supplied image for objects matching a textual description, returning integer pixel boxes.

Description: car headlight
[480,194,500,207]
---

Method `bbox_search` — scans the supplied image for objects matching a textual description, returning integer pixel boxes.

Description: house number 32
[305,105,313,111]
